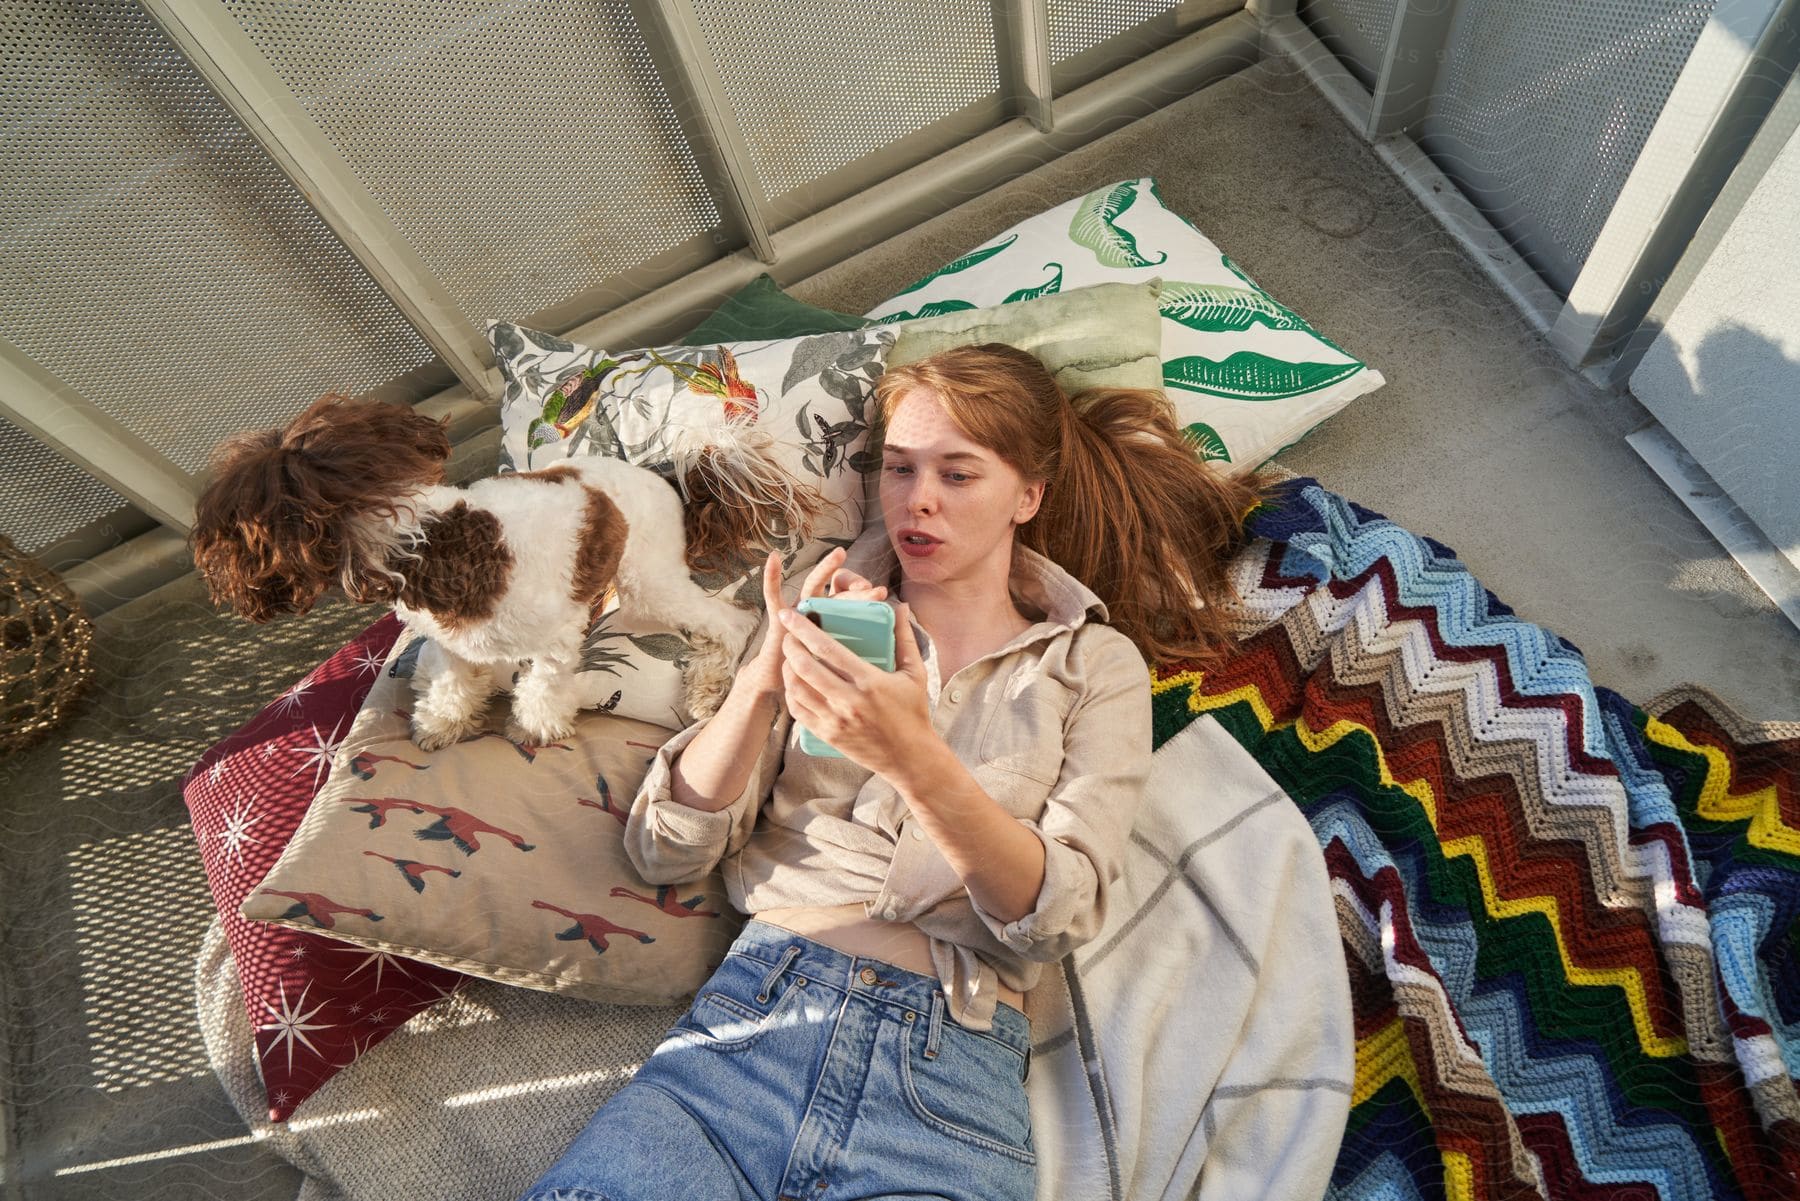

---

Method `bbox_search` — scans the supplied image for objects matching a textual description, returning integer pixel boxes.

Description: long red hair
[871,344,1282,672]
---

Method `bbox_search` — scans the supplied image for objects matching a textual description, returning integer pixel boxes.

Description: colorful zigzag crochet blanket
[1150,477,1800,1200]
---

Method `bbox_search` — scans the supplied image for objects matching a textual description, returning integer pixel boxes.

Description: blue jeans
[519,918,1037,1201]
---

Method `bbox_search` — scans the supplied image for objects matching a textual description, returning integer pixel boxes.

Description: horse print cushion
[240,627,743,1008]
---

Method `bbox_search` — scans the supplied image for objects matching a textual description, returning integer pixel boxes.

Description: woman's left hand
[777,600,937,781]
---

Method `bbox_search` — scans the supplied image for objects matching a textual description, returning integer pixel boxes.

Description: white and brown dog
[191,394,823,749]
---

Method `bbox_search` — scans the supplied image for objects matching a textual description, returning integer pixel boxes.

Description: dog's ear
[190,394,452,621]
[190,423,318,623]
[678,444,828,578]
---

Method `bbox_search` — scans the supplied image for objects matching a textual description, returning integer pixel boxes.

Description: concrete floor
[3,43,1796,1201]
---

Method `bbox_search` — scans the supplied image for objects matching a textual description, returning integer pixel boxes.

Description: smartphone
[792,596,897,757]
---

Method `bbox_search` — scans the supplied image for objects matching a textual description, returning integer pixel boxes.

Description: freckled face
[878,387,1042,587]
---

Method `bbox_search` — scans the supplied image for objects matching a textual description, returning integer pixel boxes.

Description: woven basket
[2,533,96,755]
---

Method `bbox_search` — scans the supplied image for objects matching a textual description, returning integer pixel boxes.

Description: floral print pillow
[486,322,895,729]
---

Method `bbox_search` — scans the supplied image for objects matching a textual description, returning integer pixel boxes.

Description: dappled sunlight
[442,1065,640,1109]
[53,734,210,800]
[282,1106,385,1134]
[395,986,501,1037]
[52,1133,262,1177]
[49,1106,385,1177]
[65,825,216,1092]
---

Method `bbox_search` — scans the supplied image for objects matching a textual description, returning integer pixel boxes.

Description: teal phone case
[793,597,896,757]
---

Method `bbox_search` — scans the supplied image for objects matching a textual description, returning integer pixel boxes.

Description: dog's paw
[682,644,734,719]
[684,677,729,720]
[504,716,574,748]
[411,716,480,752]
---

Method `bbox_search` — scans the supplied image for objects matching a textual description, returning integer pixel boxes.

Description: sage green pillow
[878,279,1165,396]
[679,272,869,345]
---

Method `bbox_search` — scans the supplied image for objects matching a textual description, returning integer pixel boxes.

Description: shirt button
[949,688,963,703]
[859,967,878,985]
[911,826,925,841]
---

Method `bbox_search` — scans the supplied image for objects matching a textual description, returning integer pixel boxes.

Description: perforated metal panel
[0,419,127,557]
[1298,0,1400,91]
[223,0,723,324]
[1050,0,1182,63]
[689,0,999,198]
[1418,0,1718,295]
[0,3,434,474]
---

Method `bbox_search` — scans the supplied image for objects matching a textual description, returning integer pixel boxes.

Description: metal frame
[1550,0,1800,379]
[628,0,778,259]
[1257,3,1564,334]
[136,0,502,402]
[1625,422,1800,631]
[1258,0,1800,633]
[1607,54,1800,387]
[1253,0,1371,129]
[554,10,1261,351]
[29,509,159,578]
[1175,0,1244,29]
[755,98,1013,235]
[0,339,198,534]
[1365,0,1458,141]
[43,5,1260,612]
[60,527,195,617]
[996,0,1056,132]
[1251,0,1800,379]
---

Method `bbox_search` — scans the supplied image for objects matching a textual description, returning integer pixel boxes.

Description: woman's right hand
[740,547,887,698]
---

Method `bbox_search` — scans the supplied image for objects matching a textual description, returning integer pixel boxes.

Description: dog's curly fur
[191,394,821,747]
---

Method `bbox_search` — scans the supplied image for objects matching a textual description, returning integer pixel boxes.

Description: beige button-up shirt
[624,522,1154,1031]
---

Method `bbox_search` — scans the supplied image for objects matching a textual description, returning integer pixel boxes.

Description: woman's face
[877,386,1043,588]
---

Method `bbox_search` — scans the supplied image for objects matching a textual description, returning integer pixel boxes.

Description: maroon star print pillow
[182,615,466,1122]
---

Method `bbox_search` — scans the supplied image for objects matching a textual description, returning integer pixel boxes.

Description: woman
[519,344,1274,1201]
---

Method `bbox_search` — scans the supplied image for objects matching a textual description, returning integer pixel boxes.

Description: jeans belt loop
[924,989,944,1060]
[758,945,801,1004]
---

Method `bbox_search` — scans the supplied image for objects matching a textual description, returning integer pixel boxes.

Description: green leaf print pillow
[863,177,1385,472]
[486,320,896,729]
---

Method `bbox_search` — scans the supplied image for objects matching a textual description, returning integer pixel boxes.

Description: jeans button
[859,967,877,985]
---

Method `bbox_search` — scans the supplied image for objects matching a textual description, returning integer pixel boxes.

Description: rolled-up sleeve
[970,625,1153,961]
[623,693,792,887]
